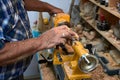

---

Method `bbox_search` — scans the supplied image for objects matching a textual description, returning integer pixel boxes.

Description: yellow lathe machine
[53,13,99,80]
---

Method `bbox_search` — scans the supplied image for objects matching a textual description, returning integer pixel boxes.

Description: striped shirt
[0,0,33,79]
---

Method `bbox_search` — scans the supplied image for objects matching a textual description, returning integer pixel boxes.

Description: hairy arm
[0,38,43,66]
[0,26,75,66]
[23,0,63,14]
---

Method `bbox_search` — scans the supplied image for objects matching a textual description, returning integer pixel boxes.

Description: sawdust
[39,52,120,80]
[40,63,56,80]
[90,65,120,80]
[40,63,120,80]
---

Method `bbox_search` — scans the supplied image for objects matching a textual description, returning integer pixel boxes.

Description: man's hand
[37,25,78,50]
[49,7,64,15]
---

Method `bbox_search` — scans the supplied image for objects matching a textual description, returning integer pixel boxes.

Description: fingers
[58,26,78,40]
[67,30,79,40]
[49,8,64,15]
[40,25,78,49]
[47,38,66,49]
[58,38,66,45]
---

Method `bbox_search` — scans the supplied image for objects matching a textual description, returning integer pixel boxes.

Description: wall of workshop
[24,0,79,78]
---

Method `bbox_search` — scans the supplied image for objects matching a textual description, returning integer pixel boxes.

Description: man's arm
[23,0,64,14]
[0,26,76,66]
[0,38,41,66]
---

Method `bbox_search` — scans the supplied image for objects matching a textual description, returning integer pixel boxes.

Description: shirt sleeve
[0,26,5,49]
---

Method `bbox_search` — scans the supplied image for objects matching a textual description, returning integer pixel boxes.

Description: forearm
[0,38,43,65]
[23,0,55,12]
[0,25,78,65]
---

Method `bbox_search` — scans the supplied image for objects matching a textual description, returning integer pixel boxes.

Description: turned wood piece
[113,24,120,39]
[109,0,119,7]
[80,0,87,13]
[105,29,114,38]
[65,44,74,53]
[94,40,110,52]
[83,31,96,40]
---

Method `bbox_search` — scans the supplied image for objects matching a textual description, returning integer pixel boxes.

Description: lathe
[53,13,99,80]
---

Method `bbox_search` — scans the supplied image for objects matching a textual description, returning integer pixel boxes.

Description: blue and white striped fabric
[0,0,33,79]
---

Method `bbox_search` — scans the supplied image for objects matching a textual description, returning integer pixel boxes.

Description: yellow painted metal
[53,13,72,65]
[63,62,91,80]
[62,41,91,80]
[53,13,70,27]
[53,41,91,80]
[72,41,88,57]
[53,13,91,80]
[53,49,73,64]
